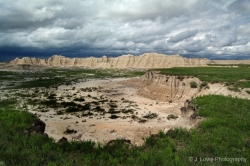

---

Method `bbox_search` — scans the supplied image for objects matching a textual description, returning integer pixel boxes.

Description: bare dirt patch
[16,72,250,145]
[23,77,200,145]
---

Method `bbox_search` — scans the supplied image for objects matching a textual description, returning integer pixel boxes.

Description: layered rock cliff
[10,53,210,68]
[121,71,201,102]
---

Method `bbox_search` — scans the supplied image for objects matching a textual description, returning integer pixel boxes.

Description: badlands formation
[4,53,250,145]
[10,53,210,68]
[4,70,248,145]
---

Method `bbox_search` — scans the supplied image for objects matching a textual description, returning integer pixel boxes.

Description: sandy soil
[9,76,250,146]
[197,83,250,100]
[25,78,200,145]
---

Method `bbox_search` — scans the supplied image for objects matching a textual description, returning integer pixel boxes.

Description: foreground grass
[172,95,250,165]
[0,95,250,165]
[154,67,250,89]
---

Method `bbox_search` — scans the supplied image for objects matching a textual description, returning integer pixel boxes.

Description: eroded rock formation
[10,53,210,68]
[121,71,201,102]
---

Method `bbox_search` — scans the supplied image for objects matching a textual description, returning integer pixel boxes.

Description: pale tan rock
[121,71,201,102]
[9,52,211,68]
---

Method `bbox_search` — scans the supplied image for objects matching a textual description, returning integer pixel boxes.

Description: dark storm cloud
[0,0,250,60]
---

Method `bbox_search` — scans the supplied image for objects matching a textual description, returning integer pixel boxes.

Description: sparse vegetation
[190,81,197,88]
[167,114,178,120]
[143,113,158,119]
[64,127,77,134]
[110,114,119,119]
[73,97,85,102]
[200,81,209,89]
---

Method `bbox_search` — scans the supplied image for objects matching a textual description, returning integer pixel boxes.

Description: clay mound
[121,71,201,102]
[9,53,210,68]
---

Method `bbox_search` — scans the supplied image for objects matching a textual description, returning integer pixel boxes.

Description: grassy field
[153,67,250,90]
[208,64,250,68]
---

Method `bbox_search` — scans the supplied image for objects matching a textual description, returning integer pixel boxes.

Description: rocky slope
[9,53,210,68]
[122,70,250,102]
[121,71,201,102]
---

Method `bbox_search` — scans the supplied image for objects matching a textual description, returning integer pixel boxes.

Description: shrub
[64,127,77,134]
[66,107,78,112]
[200,81,208,88]
[190,81,197,88]
[56,110,64,115]
[121,109,134,114]
[47,93,56,99]
[138,118,147,123]
[73,97,85,102]
[110,114,119,119]
[177,75,184,81]
[81,103,91,111]
[167,114,178,120]
[143,113,158,119]
[40,99,58,107]
[93,106,105,112]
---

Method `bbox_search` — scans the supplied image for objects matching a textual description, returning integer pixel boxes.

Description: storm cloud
[0,0,250,60]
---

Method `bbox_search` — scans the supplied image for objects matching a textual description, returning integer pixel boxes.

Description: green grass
[1,95,250,165]
[13,78,64,89]
[1,68,145,89]
[171,95,250,165]
[154,67,250,90]
[0,71,23,81]
[208,64,250,68]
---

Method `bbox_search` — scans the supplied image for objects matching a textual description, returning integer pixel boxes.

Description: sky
[1,0,250,61]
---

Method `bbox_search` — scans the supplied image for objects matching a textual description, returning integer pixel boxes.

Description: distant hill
[9,53,210,68]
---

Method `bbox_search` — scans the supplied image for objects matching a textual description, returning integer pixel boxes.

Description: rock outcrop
[10,53,210,68]
[25,119,48,138]
[121,71,201,102]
